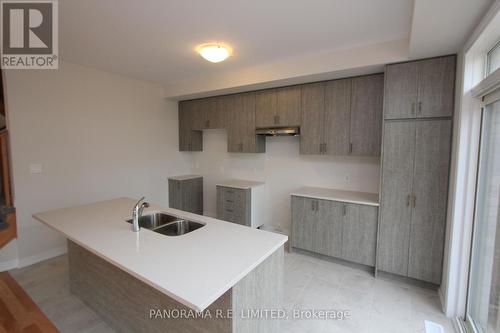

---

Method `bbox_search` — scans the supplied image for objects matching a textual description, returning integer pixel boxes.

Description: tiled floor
[9,252,454,333]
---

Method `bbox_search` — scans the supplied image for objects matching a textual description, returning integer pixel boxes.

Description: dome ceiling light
[196,43,232,63]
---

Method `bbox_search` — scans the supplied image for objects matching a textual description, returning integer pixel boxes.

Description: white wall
[192,130,380,233]
[1,61,191,268]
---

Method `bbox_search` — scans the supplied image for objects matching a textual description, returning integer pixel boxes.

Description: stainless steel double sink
[125,212,205,236]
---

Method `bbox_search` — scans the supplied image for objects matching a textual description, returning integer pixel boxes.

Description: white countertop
[33,198,287,311]
[291,186,379,206]
[168,174,202,181]
[216,179,265,189]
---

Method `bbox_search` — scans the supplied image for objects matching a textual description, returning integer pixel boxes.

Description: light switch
[30,163,42,174]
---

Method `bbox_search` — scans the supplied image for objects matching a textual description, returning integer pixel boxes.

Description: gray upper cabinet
[256,86,301,128]
[276,86,301,126]
[204,96,226,129]
[324,79,351,155]
[168,176,203,214]
[342,204,378,266]
[384,62,418,119]
[300,82,325,154]
[417,57,456,118]
[227,93,265,153]
[408,120,452,284]
[178,101,202,151]
[378,121,416,276]
[300,75,383,156]
[350,74,384,156]
[384,56,455,120]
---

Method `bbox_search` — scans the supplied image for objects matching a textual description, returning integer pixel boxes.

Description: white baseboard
[0,258,19,272]
[17,246,67,268]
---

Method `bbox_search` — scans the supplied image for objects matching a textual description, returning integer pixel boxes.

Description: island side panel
[68,240,231,333]
[232,245,284,333]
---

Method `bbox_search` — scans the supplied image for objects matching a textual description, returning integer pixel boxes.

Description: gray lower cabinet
[217,186,251,226]
[384,56,456,120]
[378,119,452,284]
[291,196,378,266]
[342,204,378,266]
[168,176,203,214]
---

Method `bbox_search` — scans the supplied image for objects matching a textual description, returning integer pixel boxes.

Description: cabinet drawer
[216,186,250,226]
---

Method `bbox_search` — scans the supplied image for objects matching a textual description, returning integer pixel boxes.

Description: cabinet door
[350,74,384,156]
[227,93,265,153]
[168,179,181,209]
[314,200,343,258]
[182,178,203,215]
[384,62,418,120]
[178,101,202,151]
[187,99,207,130]
[378,121,416,276]
[342,204,378,266]
[276,86,301,126]
[324,79,351,155]
[255,90,277,128]
[291,196,316,252]
[417,56,456,118]
[204,96,226,129]
[300,83,325,154]
[408,120,451,284]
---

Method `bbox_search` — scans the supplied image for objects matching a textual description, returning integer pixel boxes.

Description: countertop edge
[290,193,379,207]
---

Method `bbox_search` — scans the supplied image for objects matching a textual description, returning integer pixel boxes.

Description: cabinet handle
[323,143,327,154]
[226,200,234,203]
[311,201,315,211]
[406,195,410,207]
[411,102,415,114]
[276,115,280,124]
[343,205,347,216]
[412,195,417,208]
[315,201,319,211]
[417,102,422,114]
[206,120,210,127]
[240,143,243,151]
[349,143,353,154]
[225,209,234,213]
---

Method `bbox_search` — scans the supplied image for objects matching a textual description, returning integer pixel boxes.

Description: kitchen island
[34,198,287,333]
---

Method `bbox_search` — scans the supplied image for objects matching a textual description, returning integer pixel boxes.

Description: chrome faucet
[132,197,149,232]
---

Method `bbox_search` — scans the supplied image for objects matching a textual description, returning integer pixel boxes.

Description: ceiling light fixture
[197,43,231,63]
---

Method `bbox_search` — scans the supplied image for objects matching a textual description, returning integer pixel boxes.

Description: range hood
[255,127,300,137]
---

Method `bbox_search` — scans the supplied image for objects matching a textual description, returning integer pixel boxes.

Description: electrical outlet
[30,163,42,174]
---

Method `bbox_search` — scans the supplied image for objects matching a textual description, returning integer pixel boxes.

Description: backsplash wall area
[190,130,380,234]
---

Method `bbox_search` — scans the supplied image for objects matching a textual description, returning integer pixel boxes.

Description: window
[487,41,500,75]
[467,98,500,333]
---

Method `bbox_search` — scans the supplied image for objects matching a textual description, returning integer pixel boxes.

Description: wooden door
[408,120,452,284]
[384,62,418,120]
[276,86,301,126]
[350,74,384,156]
[291,196,317,252]
[314,200,343,258]
[417,56,456,118]
[378,121,416,276]
[300,82,325,154]
[255,90,277,128]
[342,204,378,266]
[324,79,351,155]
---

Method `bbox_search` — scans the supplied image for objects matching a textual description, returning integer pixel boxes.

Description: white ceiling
[58,0,493,98]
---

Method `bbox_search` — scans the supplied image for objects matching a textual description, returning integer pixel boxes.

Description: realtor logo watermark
[1,0,58,69]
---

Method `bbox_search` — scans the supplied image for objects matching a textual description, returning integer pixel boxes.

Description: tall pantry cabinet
[377,55,455,285]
